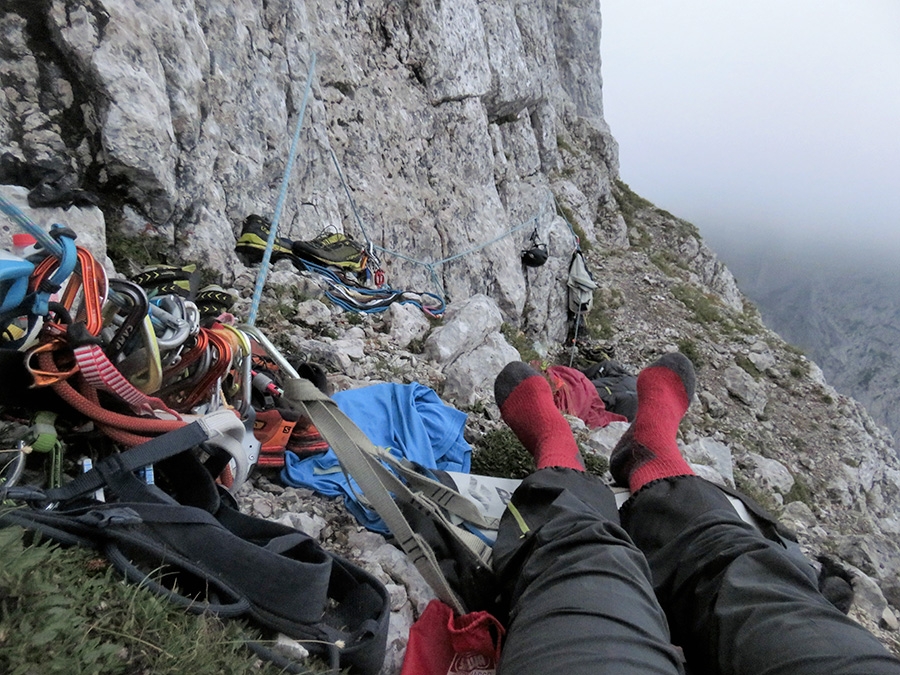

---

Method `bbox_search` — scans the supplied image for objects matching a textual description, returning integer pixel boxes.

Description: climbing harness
[1,419,391,674]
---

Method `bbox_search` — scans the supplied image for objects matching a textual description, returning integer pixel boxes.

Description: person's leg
[492,363,684,675]
[611,353,900,675]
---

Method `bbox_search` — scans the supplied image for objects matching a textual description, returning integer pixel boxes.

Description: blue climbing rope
[550,192,582,250]
[247,52,317,326]
[0,194,65,258]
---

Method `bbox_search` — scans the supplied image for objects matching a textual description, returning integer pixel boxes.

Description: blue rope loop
[0,194,65,258]
[298,257,445,316]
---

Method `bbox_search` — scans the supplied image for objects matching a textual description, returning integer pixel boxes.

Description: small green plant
[471,428,608,479]
[782,342,805,356]
[725,311,763,337]
[500,323,541,364]
[671,284,722,325]
[671,217,701,240]
[466,399,488,415]
[789,361,809,379]
[556,134,577,155]
[583,286,623,342]
[106,225,172,275]
[735,354,762,379]
[555,202,592,252]
[733,472,779,515]
[676,338,703,368]
[648,251,677,276]
[784,476,814,508]
[407,337,426,354]
[627,224,652,250]
[581,453,609,477]
[317,326,339,340]
[471,428,535,479]
[614,179,654,228]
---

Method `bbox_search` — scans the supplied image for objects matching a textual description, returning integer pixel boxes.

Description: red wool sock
[610,353,696,493]
[494,362,584,471]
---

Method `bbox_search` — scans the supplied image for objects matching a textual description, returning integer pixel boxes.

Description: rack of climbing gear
[0,195,296,493]
[0,197,396,672]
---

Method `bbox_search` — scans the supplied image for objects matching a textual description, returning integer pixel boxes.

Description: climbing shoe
[285,416,330,459]
[131,264,200,299]
[235,214,296,265]
[253,407,302,467]
[195,285,237,318]
[292,230,368,274]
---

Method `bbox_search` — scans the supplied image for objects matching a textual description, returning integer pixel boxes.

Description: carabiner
[149,296,191,351]
[31,245,106,335]
[103,279,150,360]
[25,338,78,387]
[239,323,300,379]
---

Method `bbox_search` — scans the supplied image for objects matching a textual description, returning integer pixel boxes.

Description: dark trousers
[493,469,900,675]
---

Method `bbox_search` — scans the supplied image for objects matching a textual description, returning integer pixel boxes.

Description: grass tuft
[471,428,609,480]
[0,525,325,674]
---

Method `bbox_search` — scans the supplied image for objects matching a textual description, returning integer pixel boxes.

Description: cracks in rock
[4,0,105,194]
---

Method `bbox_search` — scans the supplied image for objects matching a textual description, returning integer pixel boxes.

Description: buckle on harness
[76,506,143,528]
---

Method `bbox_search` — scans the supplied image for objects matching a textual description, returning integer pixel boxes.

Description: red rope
[40,351,185,435]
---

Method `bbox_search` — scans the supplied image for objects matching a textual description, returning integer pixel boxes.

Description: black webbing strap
[38,421,210,504]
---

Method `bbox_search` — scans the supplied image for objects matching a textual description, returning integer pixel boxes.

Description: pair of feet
[494,353,696,493]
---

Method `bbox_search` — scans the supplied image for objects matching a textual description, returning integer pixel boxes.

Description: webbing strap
[360,451,495,561]
[73,341,178,417]
[282,377,467,613]
[378,454,490,528]
[39,421,210,504]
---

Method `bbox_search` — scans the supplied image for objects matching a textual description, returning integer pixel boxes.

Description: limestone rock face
[0,0,618,344]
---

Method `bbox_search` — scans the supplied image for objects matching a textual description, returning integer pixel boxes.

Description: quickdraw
[102,279,150,361]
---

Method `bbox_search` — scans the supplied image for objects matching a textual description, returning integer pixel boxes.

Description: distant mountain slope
[716,242,900,448]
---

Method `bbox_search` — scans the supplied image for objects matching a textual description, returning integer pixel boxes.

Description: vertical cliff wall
[0,0,632,342]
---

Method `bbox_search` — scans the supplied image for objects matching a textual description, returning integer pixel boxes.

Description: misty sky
[599,1,900,260]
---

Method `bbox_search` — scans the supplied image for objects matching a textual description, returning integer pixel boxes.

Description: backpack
[581,359,639,421]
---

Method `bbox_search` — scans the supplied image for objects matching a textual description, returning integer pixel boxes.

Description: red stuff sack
[401,599,504,675]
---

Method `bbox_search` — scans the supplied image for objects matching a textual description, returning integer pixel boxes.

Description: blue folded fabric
[282,382,471,533]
